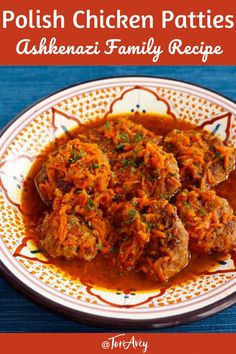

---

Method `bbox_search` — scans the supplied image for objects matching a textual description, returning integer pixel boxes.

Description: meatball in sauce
[21,114,236,291]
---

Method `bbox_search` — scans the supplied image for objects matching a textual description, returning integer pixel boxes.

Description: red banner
[0,0,235,65]
[0,333,236,354]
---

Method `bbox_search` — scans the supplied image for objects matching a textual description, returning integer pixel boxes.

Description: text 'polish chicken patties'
[35,139,111,205]
[164,129,235,189]
[39,189,112,261]
[175,189,236,254]
[112,198,189,282]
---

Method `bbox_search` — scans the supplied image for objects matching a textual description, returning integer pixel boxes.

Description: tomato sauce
[20,114,236,291]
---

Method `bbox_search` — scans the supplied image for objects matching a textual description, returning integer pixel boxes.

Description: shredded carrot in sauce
[21,115,236,289]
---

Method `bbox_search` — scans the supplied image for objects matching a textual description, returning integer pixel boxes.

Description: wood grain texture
[0,66,235,332]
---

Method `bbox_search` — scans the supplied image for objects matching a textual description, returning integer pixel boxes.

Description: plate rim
[0,75,235,140]
[0,75,236,328]
[1,259,236,329]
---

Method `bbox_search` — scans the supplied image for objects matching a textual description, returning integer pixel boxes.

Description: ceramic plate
[0,77,236,328]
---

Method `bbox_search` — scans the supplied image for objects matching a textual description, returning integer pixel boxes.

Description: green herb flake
[148,174,158,181]
[105,121,110,130]
[130,166,135,176]
[97,243,103,250]
[121,159,135,167]
[167,231,173,240]
[183,201,191,209]
[132,197,138,207]
[68,147,84,164]
[199,207,206,216]
[134,132,144,143]
[86,197,95,210]
[113,194,121,202]
[120,132,129,142]
[75,189,81,194]
[68,215,78,226]
[116,143,125,151]
[92,163,100,170]
[146,221,152,233]
[209,202,215,209]
[128,209,137,218]
[135,160,145,167]
[110,245,118,253]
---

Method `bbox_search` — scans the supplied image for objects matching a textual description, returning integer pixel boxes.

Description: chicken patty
[39,189,111,261]
[113,140,181,200]
[103,122,181,200]
[112,198,189,282]
[164,129,235,189]
[81,117,162,157]
[175,189,236,253]
[35,139,111,204]
[78,118,181,200]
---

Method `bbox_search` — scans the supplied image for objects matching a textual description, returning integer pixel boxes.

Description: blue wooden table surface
[0,66,235,333]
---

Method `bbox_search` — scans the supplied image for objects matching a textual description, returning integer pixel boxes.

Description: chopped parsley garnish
[148,174,158,181]
[92,163,100,170]
[121,159,135,167]
[183,201,191,209]
[130,166,135,176]
[128,209,137,218]
[68,147,84,163]
[134,132,144,143]
[113,194,121,202]
[167,231,173,240]
[68,215,78,226]
[147,170,160,181]
[105,121,110,130]
[146,221,152,233]
[132,197,138,207]
[135,159,145,167]
[97,243,103,250]
[86,197,94,210]
[116,143,125,151]
[119,132,129,142]
[199,207,206,216]
[146,221,158,233]
[110,245,118,253]
[209,202,215,209]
